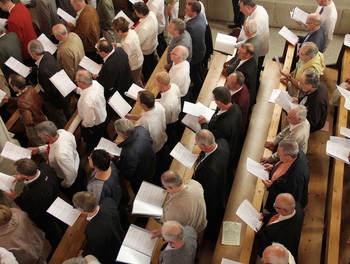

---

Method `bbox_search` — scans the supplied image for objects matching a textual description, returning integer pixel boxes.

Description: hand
[260,157,270,164]
[345,77,350,84]
[263,163,273,172]
[1,95,9,104]
[279,70,290,78]
[3,189,18,199]
[151,229,162,239]
[264,141,274,151]
[28,147,39,155]
[198,115,207,125]
[92,73,98,79]
[262,179,273,188]
[167,6,172,17]
[292,97,298,104]
[280,76,288,85]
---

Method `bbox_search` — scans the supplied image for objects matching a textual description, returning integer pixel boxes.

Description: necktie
[46,144,50,164]
[267,214,280,226]
[319,7,324,15]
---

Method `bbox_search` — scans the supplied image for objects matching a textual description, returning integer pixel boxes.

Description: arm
[56,153,78,188]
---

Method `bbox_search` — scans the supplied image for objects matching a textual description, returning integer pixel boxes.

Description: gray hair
[52,23,68,36]
[162,221,184,242]
[291,104,307,121]
[229,71,245,86]
[303,71,320,88]
[170,18,185,34]
[195,129,215,146]
[114,118,135,137]
[278,139,299,158]
[244,19,257,35]
[161,170,183,187]
[35,121,58,137]
[302,42,319,58]
[76,70,93,86]
[28,40,45,55]
[175,45,189,61]
[72,192,97,213]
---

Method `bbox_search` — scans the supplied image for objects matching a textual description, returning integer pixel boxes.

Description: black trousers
[81,121,108,153]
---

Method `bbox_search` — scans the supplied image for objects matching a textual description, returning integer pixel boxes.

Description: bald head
[173,45,189,61]
[274,193,296,215]
[262,243,289,264]
[161,221,184,242]
[52,24,68,41]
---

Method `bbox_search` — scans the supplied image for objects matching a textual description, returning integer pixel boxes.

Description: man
[223,43,257,104]
[161,170,207,234]
[28,40,68,129]
[262,243,296,264]
[156,71,181,149]
[95,39,133,100]
[133,2,158,83]
[238,0,269,78]
[166,18,192,65]
[298,13,325,52]
[296,71,328,133]
[315,0,337,50]
[73,192,125,264]
[32,121,85,199]
[168,45,191,100]
[68,0,100,62]
[185,1,206,101]
[262,140,309,213]
[199,86,242,169]
[154,221,197,264]
[256,193,304,261]
[52,23,85,80]
[239,19,260,65]
[262,105,310,164]
[194,129,229,239]
[0,0,37,61]
[36,0,60,39]
[229,0,244,29]
[114,118,156,194]
[97,0,116,42]
[75,69,107,153]
[3,158,62,249]
[225,71,250,134]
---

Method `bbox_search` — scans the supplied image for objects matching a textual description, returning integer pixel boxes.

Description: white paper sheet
[246,158,269,181]
[214,33,237,56]
[170,142,198,169]
[278,26,299,46]
[337,85,350,110]
[221,258,242,264]
[0,89,6,103]
[236,199,263,232]
[181,114,201,133]
[49,70,76,97]
[268,89,294,112]
[0,172,16,193]
[128,0,143,4]
[108,91,132,117]
[37,34,57,54]
[344,34,350,48]
[57,8,76,26]
[95,137,122,156]
[222,221,241,246]
[4,57,31,78]
[124,83,144,100]
[47,197,81,226]
[330,136,350,149]
[0,141,32,161]
[273,56,283,72]
[114,10,135,28]
[183,101,215,122]
[79,56,102,75]
[326,140,350,165]
[290,7,309,25]
[340,127,350,138]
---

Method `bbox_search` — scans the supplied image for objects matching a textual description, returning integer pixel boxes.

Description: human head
[305,13,321,31]
[0,205,12,226]
[273,193,296,216]
[28,40,45,60]
[0,0,13,12]
[168,18,186,37]
[8,74,26,92]
[63,257,88,264]
[262,243,289,264]
[113,17,129,37]
[195,129,216,152]
[138,90,155,109]
[277,139,299,162]
[52,24,69,42]
[286,105,307,125]
[114,118,135,139]
[226,71,245,91]
[212,86,232,105]
[239,0,256,16]
[72,191,98,213]
[70,0,85,12]
[299,71,320,92]
[161,221,185,248]
[155,71,171,93]
[243,19,258,37]
[238,43,254,60]
[298,42,319,62]
[315,0,331,7]
[35,121,58,143]
[170,45,188,64]
[161,170,183,194]
[97,39,113,58]
[14,158,38,177]
[133,1,149,18]
[185,1,201,18]
[75,70,93,89]
[89,149,110,171]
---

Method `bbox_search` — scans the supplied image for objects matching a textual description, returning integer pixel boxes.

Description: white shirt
[77,80,107,128]
[38,129,80,188]
[135,11,158,55]
[238,5,269,56]
[0,247,18,264]
[157,83,181,124]
[147,0,165,34]
[121,29,144,70]
[316,1,337,50]
[137,102,167,153]
[169,60,191,97]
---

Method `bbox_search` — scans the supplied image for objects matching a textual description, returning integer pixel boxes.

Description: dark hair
[241,43,255,56]
[187,1,201,14]
[239,0,256,8]
[133,1,149,16]
[139,90,155,108]
[98,39,113,53]
[212,86,231,104]
[113,17,129,33]
[303,71,320,88]
[14,158,37,176]
[91,149,110,171]
[9,74,26,90]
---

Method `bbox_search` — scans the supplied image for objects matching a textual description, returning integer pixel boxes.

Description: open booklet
[236,199,263,232]
[340,127,350,138]
[222,221,241,246]
[214,33,237,56]
[278,26,299,46]
[57,8,76,26]
[37,34,57,55]
[326,140,350,165]
[108,91,132,118]
[95,137,122,156]
[290,6,309,25]
[246,158,269,181]
[49,70,76,97]
[46,197,81,226]
[170,142,198,169]
[0,172,16,193]
[124,83,144,101]
[181,114,201,133]
[4,57,31,78]
[132,181,167,217]
[79,56,102,75]
[116,224,158,264]
[114,10,135,28]
[0,141,31,161]
[183,101,215,122]
[336,85,350,111]
[268,89,294,112]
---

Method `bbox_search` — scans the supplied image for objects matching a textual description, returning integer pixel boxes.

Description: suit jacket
[256,202,304,261]
[96,48,133,100]
[37,52,65,108]
[186,13,206,65]
[0,32,22,80]
[265,151,309,213]
[298,26,325,53]
[231,84,250,134]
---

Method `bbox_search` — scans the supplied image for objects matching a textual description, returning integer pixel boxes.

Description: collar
[35,55,44,66]
[289,122,303,131]
[8,3,15,13]
[16,86,29,97]
[87,206,100,221]
[229,86,243,96]
[278,210,296,221]
[24,170,41,185]
[103,48,115,62]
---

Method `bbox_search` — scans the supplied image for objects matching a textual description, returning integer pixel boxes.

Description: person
[164,0,179,37]
[229,0,244,28]
[96,0,116,43]
[298,13,325,52]
[113,118,156,194]
[52,23,85,81]
[166,18,192,65]
[32,120,86,200]
[95,39,133,100]
[225,71,250,135]
[295,71,328,133]
[185,0,206,101]
[87,149,122,206]
[153,221,197,264]
[193,129,229,239]
[262,140,309,213]
[329,78,350,106]
[113,17,144,88]
[133,1,158,83]
[3,158,62,249]
[237,19,261,65]
[161,170,207,234]
[0,205,45,264]
[35,0,60,39]
[280,42,325,97]
[63,256,101,264]
[256,193,304,261]
[68,0,100,62]
[2,74,47,146]
[72,192,125,264]
[315,0,337,50]
[75,69,107,153]
[0,0,37,61]
[261,105,310,164]
[28,39,68,128]
[262,243,296,264]
[222,43,257,104]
